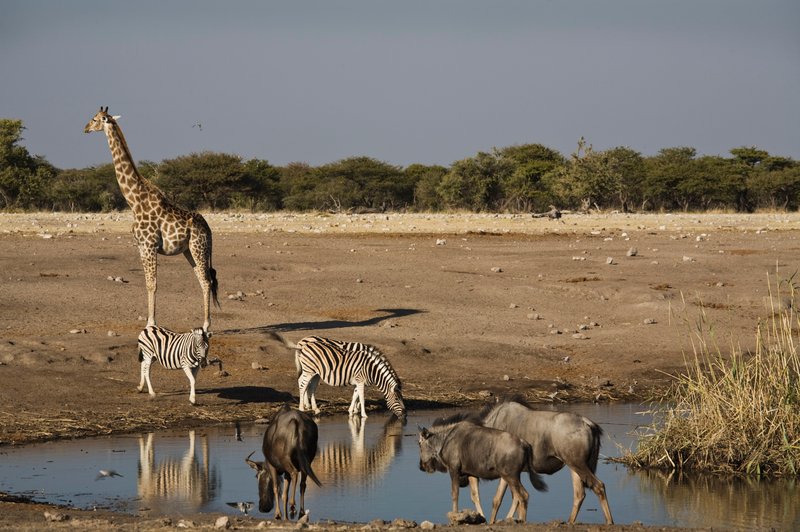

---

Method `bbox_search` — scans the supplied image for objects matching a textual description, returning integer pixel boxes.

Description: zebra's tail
[292,419,322,487]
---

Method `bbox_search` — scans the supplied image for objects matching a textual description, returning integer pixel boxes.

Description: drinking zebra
[271,334,405,419]
[137,325,216,405]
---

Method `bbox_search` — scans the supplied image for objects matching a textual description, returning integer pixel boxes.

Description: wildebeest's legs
[288,471,298,517]
[298,471,308,516]
[449,471,461,513]
[509,477,528,522]
[569,466,613,524]
[281,472,292,519]
[489,478,507,524]
[467,476,485,516]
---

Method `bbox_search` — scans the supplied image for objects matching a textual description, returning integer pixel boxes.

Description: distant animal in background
[280,334,406,419]
[418,414,547,524]
[246,405,322,520]
[84,107,219,331]
[478,397,613,524]
[137,325,213,405]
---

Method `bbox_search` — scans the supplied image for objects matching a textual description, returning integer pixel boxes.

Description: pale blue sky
[2,0,798,169]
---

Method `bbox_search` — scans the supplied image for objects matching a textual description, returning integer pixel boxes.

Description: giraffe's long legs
[139,246,158,327]
[186,238,213,332]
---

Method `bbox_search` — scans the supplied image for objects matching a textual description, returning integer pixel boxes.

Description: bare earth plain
[2,210,799,531]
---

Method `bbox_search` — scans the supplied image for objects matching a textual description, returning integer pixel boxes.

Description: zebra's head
[386,383,406,421]
[191,328,211,366]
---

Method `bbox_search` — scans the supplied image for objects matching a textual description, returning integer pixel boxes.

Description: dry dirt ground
[1,210,797,530]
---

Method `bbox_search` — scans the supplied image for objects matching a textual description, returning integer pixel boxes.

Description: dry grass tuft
[620,275,800,477]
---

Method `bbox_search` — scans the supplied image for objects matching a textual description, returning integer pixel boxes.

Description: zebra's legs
[297,373,320,413]
[306,375,321,414]
[138,356,155,396]
[182,365,198,404]
[354,382,367,418]
[348,387,360,416]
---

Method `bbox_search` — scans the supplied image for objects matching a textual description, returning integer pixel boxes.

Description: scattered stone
[420,521,435,530]
[490,267,503,273]
[69,328,87,334]
[578,324,589,331]
[683,256,695,262]
[572,333,588,340]
[177,520,196,528]
[527,313,541,320]
[509,303,518,309]
[435,238,447,246]
[215,516,231,529]
[369,519,387,528]
[251,362,265,370]
[550,329,561,335]
[503,374,510,381]
[44,511,69,522]
[626,247,638,257]
[107,330,117,337]
[572,256,586,261]
[590,321,600,327]
[606,257,614,265]
[447,510,486,526]
[643,318,657,325]
[391,518,417,528]
[562,356,570,363]
[356,278,363,283]
[478,390,493,399]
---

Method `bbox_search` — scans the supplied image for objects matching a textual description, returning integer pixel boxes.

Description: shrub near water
[622,278,800,477]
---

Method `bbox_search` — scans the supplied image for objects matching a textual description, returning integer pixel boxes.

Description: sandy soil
[1,210,795,530]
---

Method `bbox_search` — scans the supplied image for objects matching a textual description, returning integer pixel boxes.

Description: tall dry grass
[621,275,800,477]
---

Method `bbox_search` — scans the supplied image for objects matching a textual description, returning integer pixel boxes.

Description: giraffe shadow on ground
[204,386,294,405]
[218,308,425,336]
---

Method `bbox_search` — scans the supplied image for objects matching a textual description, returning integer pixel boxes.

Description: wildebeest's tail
[292,418,322,487]
[523,443,548,492]
[585,418,604,475]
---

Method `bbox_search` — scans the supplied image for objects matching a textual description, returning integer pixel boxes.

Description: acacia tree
[405,163,448,211]
[438,151,514,210]
[0,119,56,209]
[604,146,645,212]
[642,147,697,211]
[497,143,564,212]
[156,151,246,210]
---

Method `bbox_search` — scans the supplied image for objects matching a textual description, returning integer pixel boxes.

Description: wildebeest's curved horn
[245,451,259,469]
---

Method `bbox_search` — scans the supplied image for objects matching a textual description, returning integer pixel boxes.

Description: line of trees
[2,118,799,213]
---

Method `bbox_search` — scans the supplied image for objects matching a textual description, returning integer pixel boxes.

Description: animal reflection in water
[137,430,219,513]
[314,415,405,488]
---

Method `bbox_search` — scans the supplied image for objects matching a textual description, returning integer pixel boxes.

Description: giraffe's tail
[210,267,220,308]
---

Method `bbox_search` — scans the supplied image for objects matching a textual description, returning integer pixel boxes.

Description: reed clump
[621,276,800,477]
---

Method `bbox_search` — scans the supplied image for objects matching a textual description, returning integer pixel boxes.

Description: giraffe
[84,106,219,331]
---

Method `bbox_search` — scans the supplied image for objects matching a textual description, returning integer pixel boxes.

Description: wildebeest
[418,415,547,524]
[479,397,613,524]
[246,405,322,519]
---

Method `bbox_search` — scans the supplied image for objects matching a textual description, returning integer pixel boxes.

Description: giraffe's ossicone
[85,106,220,331]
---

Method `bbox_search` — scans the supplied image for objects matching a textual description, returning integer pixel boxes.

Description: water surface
[0,403,796,529]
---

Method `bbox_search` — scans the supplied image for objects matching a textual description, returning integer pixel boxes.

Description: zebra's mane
[355,344,402,388]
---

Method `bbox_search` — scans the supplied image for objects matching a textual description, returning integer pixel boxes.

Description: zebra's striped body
[294,336,405,419]
[137,325,211,404]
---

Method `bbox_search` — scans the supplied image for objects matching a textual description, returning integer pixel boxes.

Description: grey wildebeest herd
[85,107,614,525]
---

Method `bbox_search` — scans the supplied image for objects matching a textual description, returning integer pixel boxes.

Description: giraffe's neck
[104,123,158,215]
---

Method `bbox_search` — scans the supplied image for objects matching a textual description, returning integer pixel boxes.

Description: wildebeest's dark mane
[431,411,481,427]
[478,394,533,420]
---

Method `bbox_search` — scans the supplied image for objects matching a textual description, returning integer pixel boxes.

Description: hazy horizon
[2,0,798,170]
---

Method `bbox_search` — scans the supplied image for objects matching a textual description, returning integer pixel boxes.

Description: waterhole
[0,403,796,528]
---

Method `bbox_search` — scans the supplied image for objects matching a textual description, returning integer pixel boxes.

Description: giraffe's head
[84,106,120,133]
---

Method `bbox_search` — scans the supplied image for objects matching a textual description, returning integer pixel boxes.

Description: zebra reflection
[137,430,219,513]
[314,416,404,488]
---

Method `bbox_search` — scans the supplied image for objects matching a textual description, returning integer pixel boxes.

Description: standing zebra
[274,334,405,420]
[137,325,213,404]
